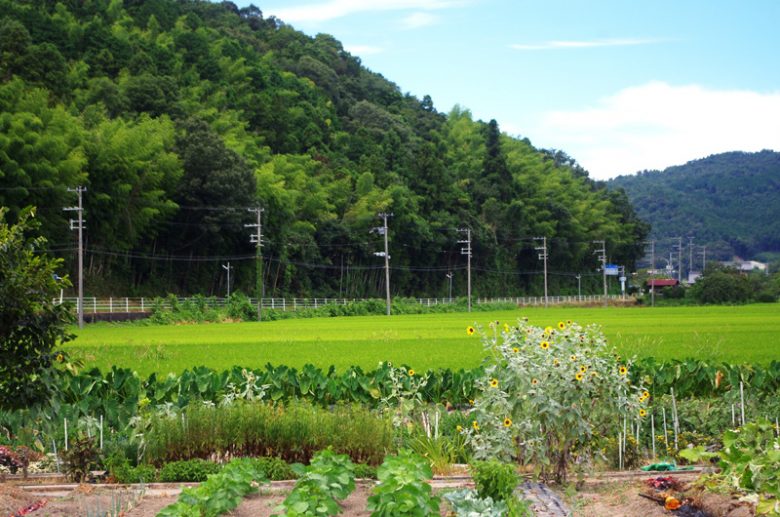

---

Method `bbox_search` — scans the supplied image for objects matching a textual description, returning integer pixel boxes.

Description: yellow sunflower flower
[503,417,512,427]
[579,365,587,373]
[567,319,573,325]
[503,323,510,333]
[456,425,463,433]
[513,347,519,353]
[557,321,566,330]
[544,326,553,335]
[466,326,476,336]
[408,369,415,376]
[531,378,539,386]
[642,390,650,399]
[553,358,560,367]
[472,420,479,430]
[639,409,647,418]
[575,372,584,382]
[540,341,550,350]
[570,354,577,361]
[489,378,499,388]
[619,366,628,376]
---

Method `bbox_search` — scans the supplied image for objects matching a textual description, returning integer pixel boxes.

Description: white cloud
[343,44,384,55]
[266,0,459,24]
[510,38,663,51]
[400,12,439,29]
[531,82,780,179]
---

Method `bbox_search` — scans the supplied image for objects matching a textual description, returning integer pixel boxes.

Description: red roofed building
[646,278,679,291]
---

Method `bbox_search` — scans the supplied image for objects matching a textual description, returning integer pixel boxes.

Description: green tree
[0,207,74,410]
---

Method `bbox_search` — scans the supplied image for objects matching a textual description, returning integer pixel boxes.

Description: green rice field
[64,304,780,377]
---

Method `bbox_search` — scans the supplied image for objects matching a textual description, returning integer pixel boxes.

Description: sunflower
[531,378,539,386]
[55,353,64,362]
[553,358,560,367]
[503,417,512,427]
[456,425,463,433]
[579,365,587,373]
[575,372,584,382]
[619,366,628,376]
[557,321,566,330]
[642,390,650,399]
[513,347,519,353]
[544,326,553,335]
[503,323,510,333]
[489,378,499,388]
[639,408,647,418]
[466,326,476,336]
[472,420,479,430]
[408,369,415,376]
[570,354,577,361]
[567,319,572,325]
[540,341,550,350]
[469,399,475,406]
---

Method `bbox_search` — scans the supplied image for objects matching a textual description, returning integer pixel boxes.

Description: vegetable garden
[3,314,780,516]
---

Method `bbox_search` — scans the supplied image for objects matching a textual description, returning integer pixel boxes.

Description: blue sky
[237,0,780,179]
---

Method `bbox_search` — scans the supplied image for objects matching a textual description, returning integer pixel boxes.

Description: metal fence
[54,294,629,314]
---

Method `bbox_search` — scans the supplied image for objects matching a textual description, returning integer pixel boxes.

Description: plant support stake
[739,381,745,426]
[671,387,679,451]
[662,407,668,452]
[651,413,656,459]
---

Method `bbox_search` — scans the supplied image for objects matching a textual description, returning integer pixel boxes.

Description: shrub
[0,445,22,474]
[105,452,158,483]
[464,320,647,482]
[159,459,222,482]
[471,460,519,502]
[443,489,508,516]
[366,450,439,516]
[250,456,296,480]
[61,435,101,482]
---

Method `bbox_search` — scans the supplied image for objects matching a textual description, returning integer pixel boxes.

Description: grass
[64,304,780,377]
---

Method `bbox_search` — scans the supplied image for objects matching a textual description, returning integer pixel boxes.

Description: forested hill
[0,0,647,297]
[608,151,780,261]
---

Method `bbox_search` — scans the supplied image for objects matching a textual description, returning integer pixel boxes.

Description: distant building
[722,259,768,273]
[646,278,679,292]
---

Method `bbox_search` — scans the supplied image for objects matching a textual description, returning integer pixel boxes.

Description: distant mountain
[608,150,780,261]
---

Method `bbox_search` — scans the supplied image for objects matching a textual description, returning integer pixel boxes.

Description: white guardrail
[53,295,628,313]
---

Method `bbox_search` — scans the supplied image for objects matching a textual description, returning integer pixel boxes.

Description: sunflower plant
[463,320,647,482]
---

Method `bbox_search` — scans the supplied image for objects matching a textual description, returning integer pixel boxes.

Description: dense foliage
[0,0,647,298]
[608,150,780,260]
[0,207,74,410]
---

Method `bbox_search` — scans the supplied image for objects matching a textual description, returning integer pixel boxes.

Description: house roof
[646,278,679,287]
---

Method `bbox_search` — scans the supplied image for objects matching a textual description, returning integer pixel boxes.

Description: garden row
[6,357,779,432]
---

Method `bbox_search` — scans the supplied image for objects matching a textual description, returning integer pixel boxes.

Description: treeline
[608,150,780,261]
[0,0,647,297]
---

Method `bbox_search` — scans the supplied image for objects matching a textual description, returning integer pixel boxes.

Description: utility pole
[245,207,264,320]
[699,245,707,275]
[446,271,453,302]
[673,237,683,284]
[593,240,607,307]
[458,228,472,312]
[222,262,233,297]
[688,236,695,279]
[534,236,548,307]
[64,186,86,329]
[645,240,656,307]
[576,274,582,301]
[373,213,392,316]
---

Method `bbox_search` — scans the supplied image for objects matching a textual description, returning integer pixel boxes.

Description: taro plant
[366,450,439,516]
[274,448,356,516]
[463,320,648,482]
